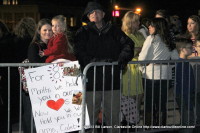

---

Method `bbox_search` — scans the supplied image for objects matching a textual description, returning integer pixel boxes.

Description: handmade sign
[24,61,90,133]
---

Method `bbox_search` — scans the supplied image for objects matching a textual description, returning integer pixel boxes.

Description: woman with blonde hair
[121,11,145,125]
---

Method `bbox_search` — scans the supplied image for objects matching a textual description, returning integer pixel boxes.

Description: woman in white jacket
[138,18,179,126]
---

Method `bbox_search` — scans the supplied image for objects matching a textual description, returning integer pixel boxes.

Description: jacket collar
[87,21,112,34]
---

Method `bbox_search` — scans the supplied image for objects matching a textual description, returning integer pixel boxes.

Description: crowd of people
[0,1,200,133]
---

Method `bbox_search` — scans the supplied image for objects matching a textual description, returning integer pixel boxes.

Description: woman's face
[148,25,155,35]
[40,24,53,43]
[187,18,198,33]
[132,20,140,31]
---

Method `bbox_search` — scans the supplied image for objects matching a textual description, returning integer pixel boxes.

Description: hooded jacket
[82,2,104,22]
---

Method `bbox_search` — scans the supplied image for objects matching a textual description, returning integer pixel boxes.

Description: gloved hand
[118,58,127,70]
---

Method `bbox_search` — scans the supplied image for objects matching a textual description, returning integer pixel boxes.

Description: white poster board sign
[24,61,90,133]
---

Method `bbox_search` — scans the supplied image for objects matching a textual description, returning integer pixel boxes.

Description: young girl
[39,15,76,63]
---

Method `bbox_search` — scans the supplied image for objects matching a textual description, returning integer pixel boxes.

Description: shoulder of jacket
[151,34,161,43]
[76,26,89,35]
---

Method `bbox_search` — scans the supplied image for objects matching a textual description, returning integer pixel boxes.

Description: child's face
[195,41,200,55]
[182,44,193,56]
[52,20,64,34]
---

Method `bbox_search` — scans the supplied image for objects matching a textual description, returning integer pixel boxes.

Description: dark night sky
[22,0,199,25]
[35,0,198,17]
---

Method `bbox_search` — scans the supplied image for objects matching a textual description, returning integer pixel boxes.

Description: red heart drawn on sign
[46,99,64,111]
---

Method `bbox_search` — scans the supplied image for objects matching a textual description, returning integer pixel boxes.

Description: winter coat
[12,34,33,63]
[28,41,47,63]
[74,21,134,91]
[44,33,76,63]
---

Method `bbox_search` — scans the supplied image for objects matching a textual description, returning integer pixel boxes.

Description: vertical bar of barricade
[188,62,191,126]
[19,68,22,133]
[81,72,87,133]
[7,67,10,133]
[31,64,34,133]
[194,63,197,125]
[111,64,114,133]
[151,64,155,126]
[127,64,131,132]
[102,65,105,133]
[159,63,162,126]
[166,62,170,126]
[93,66,96,133]
[119,66,123,132]
[143,63,147,131]
[188,61,191,126]
[173,62,177,125]
[180,61,184,126]
[135,63,139,132]
[31,109,34,133]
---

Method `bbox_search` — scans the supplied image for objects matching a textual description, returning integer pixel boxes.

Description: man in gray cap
[74,2,134,133]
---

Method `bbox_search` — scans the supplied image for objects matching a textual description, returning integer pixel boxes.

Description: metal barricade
[0,60,200,133]
[0,63,46,133]
[81,59,200,133]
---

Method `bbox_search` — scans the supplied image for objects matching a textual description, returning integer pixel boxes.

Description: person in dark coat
[13,17,36,63]
[74,2,134,133]
[0,20,13,133]
[11,17,36,131]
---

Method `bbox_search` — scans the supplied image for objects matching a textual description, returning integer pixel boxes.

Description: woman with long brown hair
[186,15,200,57]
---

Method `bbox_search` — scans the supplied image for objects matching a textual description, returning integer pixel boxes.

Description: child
[39,15,76,63]
[175,38,195,133]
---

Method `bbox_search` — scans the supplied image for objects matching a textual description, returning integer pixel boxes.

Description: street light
[114,5,119,10]
[113,4,120,17]
[135,7,142,15]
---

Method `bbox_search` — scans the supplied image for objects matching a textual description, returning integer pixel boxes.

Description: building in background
[0,0,83,30]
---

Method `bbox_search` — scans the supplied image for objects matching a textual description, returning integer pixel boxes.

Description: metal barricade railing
[0,63,47,133]
[81,59,200,133]
[0,60,200,133]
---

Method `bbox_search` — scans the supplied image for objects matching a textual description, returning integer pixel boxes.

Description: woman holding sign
[21,19,53,133]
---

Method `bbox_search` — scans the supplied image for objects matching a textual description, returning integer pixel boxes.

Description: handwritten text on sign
[25,61,89,133]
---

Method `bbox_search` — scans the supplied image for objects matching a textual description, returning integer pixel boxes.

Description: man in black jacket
[74,2,134,133]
